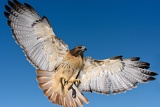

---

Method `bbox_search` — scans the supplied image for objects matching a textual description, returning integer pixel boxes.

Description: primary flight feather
[4,0,158,107]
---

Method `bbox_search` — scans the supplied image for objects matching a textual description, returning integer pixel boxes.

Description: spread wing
[79,56,157,95]
[4,0,68,71]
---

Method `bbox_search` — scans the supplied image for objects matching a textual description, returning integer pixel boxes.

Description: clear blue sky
[0,0,160,107]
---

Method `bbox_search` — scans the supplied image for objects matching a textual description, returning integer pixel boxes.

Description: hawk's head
[70,46,87,57]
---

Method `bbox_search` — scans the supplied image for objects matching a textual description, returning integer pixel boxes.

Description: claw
[73,79,81,86]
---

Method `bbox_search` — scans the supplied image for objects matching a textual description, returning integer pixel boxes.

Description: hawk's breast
[56,51,84,79]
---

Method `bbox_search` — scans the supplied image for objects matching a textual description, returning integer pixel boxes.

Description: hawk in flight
[4,0,158,107]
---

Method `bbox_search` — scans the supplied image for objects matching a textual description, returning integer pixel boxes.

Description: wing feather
[79,56,157,95]
[5,0,68,71]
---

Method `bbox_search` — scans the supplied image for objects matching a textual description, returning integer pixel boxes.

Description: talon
[73,79,81,86]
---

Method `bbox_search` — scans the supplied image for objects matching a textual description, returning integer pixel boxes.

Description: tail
[36,70,89,107]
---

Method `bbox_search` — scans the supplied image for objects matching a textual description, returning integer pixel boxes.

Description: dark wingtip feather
[147,77,156,81]
[24,3,33,9]
[24,3,29,6]
[24,2,40,17]
[142,77,156,82]
[24,3,33,12]
[130,57,140,61]
[139,62,150,66]
[150,72,158,76]
[13,0,26,10]
[13,0,21,5]
[8,0,15,9]
[142,66,150,69]
[110,55,123,60]
[41,16,52,27]
[138,62,150,69]
[5,5,12,13]
[4,12,10,19]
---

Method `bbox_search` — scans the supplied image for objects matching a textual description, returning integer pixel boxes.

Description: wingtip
[138,61,150,69]
[8,0,14,8]
[13,0,20,4]
[110,55,123,60]
[150,72,158,76]
[41,16,52,27]
[4,12,10,19]
[7,20,12,27]
[24,2,31,8]
[130,57,140,61]
[147,77,156,81]
[5,5,11,13]
[24,2,40,19]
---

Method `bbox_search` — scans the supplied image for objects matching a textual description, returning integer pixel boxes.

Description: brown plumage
[49,46,86,96]
[36,46,88,106]
[4,0,158,107]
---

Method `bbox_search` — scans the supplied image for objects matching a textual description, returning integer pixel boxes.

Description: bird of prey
[4,0,158,107]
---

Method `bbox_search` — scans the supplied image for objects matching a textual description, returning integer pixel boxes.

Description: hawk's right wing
[4,0,69,71]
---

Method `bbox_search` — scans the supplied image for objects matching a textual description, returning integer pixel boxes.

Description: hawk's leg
[61,76,68,86]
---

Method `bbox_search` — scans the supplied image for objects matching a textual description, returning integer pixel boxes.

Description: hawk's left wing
[79,56,157,94]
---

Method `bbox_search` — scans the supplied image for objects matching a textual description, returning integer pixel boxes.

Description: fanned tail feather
[36,70,89,107]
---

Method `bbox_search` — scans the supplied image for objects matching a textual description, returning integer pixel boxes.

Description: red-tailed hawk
[4,0,158,107]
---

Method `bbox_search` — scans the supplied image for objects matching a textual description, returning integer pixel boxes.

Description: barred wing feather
[79,56,157,95]
[4,0,68,71]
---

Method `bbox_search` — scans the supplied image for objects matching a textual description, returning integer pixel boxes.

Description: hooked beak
[81,46,87,51]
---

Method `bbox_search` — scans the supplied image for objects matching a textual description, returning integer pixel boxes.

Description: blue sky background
[0,0,160,107]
